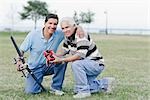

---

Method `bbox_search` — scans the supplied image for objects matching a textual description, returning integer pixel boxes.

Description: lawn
[0,32,150,100]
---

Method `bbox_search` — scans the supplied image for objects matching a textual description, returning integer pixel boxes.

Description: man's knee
[25,87,41,94]
[71,60,83,70]
[25,75,43,94]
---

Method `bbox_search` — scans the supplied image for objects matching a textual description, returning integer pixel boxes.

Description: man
[16,13,67,95]
[52,17,115,98]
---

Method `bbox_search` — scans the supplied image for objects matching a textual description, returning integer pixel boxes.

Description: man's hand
[16,59,25,71]
[44,50,55,65]
[76,26,85,38]
[50,56,64,64]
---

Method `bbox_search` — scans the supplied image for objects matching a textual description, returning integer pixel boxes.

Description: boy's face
[61,22,75,37]
[44,18,58,34]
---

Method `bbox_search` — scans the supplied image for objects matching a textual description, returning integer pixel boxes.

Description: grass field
[0,32,150,100]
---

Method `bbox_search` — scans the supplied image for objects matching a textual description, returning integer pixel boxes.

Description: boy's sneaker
[105,77,116,94]
[49,88,65,96]
[73,92,91,99]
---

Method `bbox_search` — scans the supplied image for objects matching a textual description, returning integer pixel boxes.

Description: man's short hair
[45,13,59,24]
[60,17,77,27]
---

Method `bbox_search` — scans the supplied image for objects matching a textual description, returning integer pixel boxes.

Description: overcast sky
[0,0,149,30]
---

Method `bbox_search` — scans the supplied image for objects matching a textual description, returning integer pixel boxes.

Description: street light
[104,10,108,35]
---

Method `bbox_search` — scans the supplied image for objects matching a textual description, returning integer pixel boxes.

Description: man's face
[44,18,58,34]
[61,22,75,37]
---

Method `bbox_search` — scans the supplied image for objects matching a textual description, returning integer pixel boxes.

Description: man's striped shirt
[62,30,104,64]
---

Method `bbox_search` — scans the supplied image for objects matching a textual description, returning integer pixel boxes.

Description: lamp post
[104,10,108,35]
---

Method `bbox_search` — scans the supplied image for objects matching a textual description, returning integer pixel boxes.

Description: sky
[0,0,149,31]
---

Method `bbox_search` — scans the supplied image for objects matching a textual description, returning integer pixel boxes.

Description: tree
[73,10,95,25]
[73,11,80,25]
[79,10,95,33]
[19,0,49,29]
[79,10,95,24]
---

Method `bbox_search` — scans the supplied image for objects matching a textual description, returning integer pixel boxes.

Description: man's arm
[52,54,81,64]
[62,55,81,62]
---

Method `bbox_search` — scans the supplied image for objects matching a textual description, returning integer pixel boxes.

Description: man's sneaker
[73,92,91,99]
[49,90,65,96]
[105,77,116,94]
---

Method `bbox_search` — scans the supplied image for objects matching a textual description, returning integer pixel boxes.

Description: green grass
[0,32,150,100]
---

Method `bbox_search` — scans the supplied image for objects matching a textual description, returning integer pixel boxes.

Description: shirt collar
[40,27,56,40]
[67,27,77,41]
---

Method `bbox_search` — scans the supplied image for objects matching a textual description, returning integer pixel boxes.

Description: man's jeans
[25,63,67,94]
[71,59,108,93]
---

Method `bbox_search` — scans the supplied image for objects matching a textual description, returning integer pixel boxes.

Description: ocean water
[84,27,150,35]
[0,25,150,35]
